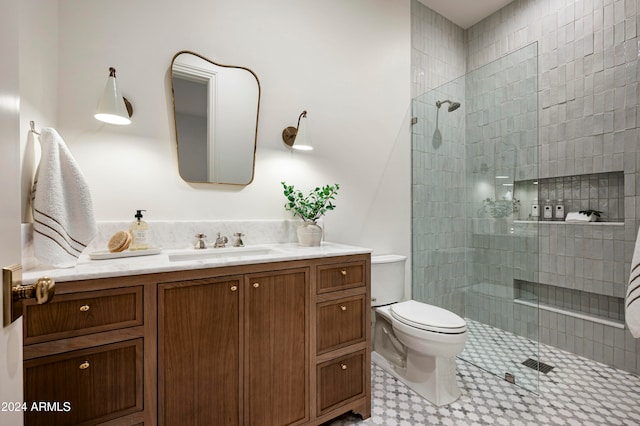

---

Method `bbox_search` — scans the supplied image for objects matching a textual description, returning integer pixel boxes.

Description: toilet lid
[390,300,466,334]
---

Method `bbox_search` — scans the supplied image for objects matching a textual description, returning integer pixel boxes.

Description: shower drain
[522,358,555,374]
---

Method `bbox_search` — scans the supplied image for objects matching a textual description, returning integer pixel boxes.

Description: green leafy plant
[483,197,520,218]
[281,182,340,222]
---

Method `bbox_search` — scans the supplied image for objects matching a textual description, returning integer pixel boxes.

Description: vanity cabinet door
[158,276,242,426]
[316,261,365,294]
[244,269,309,426]
[24,339,143,426]
[316,350,366,415]
[24,286,143,344]
[316,295,366,354]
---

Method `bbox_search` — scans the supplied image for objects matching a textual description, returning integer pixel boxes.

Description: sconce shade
[282,110,313,151]
[95,67,132,125]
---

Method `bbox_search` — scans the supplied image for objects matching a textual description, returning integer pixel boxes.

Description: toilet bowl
[371,255,467,406]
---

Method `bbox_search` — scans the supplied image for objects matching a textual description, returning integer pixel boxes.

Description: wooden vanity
[22,250,371,425]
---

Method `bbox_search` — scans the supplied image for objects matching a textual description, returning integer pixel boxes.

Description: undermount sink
[167,246,277,262]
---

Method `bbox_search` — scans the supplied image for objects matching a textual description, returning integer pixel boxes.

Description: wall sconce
[94,67,133,125]
[282,110,313,151]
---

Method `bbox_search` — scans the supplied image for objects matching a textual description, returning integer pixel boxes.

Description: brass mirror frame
[170,50,261,185]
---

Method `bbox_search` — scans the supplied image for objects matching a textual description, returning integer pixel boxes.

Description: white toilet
[371,254,467,406]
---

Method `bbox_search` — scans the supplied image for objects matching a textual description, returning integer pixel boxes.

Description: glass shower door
[412,43,540,393]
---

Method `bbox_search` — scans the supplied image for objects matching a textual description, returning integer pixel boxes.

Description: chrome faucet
[194,233,208,249]
[233,233,245,247]
[214,232,228,248]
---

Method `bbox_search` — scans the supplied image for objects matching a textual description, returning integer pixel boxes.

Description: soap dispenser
[129,210,149,250]
[543,200,553,220]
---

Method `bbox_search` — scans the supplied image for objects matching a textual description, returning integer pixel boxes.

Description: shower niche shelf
[513,171,624,223]
[513,220,624,226]
[514,280,625,329]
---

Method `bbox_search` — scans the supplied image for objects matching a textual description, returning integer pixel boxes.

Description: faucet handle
[233,232,245,247]
[194,233,207,249]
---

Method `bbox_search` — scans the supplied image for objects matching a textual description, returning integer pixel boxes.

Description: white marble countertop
[22,242,372,285]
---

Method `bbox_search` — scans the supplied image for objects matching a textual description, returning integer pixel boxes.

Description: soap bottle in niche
[543,200,553,220]
[531,200,540,218]
[129,210,149,250]
[555,199,565,220]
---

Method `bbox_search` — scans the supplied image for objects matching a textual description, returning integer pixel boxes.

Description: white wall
[1,2,59,424]
[50,0,411,257]
[19,0,58,222]
[2,2,29,424]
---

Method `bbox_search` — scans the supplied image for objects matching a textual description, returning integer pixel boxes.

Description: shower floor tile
[330,319,640,426]
[462,319,540,392]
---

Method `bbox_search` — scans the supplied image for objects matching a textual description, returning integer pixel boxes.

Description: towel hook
[29,121,40,135]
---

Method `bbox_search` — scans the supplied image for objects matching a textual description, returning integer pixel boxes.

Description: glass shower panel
[412,75,467,315]
[412,43,539,393]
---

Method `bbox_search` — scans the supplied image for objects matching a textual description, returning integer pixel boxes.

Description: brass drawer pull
[230,285,238,292]
[340,363,347,370]
[79,305,90,312]
[340,305,347,311]
[253,283,260,288]
[79,361,90,370]
[340,270,347,276]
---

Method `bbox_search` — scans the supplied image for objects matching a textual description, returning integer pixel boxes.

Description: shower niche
[512,171,625,223]
[514,280,625,329]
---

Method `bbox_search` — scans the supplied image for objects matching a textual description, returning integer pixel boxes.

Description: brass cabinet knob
[12,276,55,305]
[253,283,260,288]
[230,285,238,292]
[79,361,90,370]
[340,305,347,311]
[340,270,347,276]
[340,363,347,370]
[79,305,90,312]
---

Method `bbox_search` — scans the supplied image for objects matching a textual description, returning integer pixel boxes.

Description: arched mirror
[170,51,260,185]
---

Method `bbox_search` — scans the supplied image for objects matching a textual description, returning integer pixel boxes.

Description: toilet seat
[390,300,466,334]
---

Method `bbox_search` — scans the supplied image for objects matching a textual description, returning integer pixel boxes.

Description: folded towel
[626,226,640,337]
[565,212,596,222]
[31,128,97,267]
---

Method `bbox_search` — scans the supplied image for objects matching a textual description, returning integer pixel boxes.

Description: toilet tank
[371,254,407,307]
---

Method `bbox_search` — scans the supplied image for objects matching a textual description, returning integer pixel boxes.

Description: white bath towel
[565,212,596,222]
[31,128,97,267]
[626,225,640,337]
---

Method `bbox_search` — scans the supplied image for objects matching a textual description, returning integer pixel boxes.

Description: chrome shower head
[436,99,461,112]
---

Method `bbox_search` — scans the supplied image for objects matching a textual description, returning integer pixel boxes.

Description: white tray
[89,247,162,260]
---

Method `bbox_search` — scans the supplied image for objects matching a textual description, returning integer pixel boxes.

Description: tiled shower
[411,0,640,389]
[413,42,542,391]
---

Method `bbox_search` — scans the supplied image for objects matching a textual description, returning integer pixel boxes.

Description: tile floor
[330,319,640,425]
[461,319,540,393]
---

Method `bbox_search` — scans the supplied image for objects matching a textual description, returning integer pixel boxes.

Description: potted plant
[281,182,340,246]
[482,197,521,218]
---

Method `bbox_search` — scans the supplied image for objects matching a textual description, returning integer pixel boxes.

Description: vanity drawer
[317,261,365,294]
[24,286,143,345]
[316,350,365,415]
[316,295,365,354]
[24,338,143,426]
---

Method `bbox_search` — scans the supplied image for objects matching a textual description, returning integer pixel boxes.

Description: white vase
[297,222,323,246]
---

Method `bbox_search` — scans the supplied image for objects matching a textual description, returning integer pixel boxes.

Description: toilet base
[372,350,461,407]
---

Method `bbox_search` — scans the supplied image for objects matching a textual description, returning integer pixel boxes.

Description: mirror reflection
[171,51,260,185]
